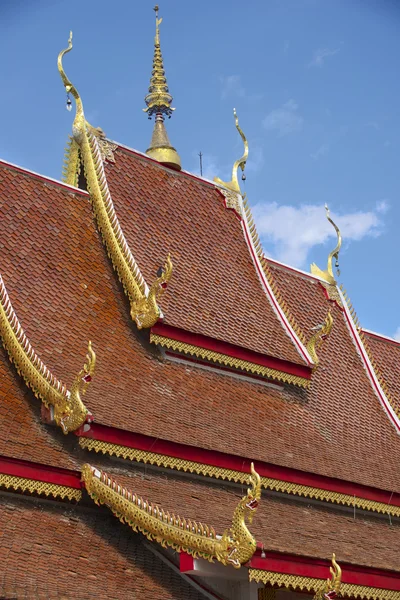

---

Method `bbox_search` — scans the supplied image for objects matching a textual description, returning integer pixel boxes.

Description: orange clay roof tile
[0,495,204,600]
[103,148,306,365]
[1,162,400,494]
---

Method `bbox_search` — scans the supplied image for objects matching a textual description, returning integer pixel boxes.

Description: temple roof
[2,159,400,496]
[103,145,307,366]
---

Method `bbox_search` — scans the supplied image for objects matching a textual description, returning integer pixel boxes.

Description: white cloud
[220,75,245,99]
[310,144,329,160]
[376,200,390,214]
[263,99,303,136]
[393,327,400,341]
[252,201,386,268]
[308,46,341,68]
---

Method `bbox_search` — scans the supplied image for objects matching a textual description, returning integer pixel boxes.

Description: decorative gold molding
[150,333,310,388]
[79,437,400,518]
[251,570,400,600]
[219,188,243,215]
[58,32,172,330]
[214,108,248,194]
[0,473,82,501]
[306,311,333,366]
[81,462,261,568]
[311,205,342,285]
[0,274,94,433]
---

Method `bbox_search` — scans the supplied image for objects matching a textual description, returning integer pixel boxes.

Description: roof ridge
[240,193,314,365]
[335,285,400,430]
[0,274,94,433]
[361,328,400,345]
[0,158,89,195]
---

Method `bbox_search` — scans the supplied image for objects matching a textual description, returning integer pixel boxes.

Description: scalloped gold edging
[251,570,400,600]
[150,333,310,389]
[0,473,82,501]
[78,437,400,518]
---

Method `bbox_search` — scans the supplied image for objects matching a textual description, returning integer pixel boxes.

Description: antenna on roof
[199,151,203,176]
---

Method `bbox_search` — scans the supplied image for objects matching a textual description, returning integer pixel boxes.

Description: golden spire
[310,204,342,285]
[144,5,181,171]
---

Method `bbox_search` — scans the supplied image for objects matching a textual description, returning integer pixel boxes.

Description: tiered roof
[0,10,399,600]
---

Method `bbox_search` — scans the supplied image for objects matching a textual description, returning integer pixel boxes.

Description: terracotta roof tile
[362,331,400,412]
[0,494,204,600]
[2,164,400,493]
[104,149,305,364]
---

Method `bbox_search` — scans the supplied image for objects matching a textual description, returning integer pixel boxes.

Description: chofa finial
[214,108,249,194]
[310,204,342,285]
[57,30,85,122]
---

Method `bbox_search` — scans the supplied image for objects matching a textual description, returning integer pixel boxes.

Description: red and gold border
[78,426,400,518]
[0,473,81,501]
[0,456,81,502]
[151,323,311,389]
[253,571,400,600]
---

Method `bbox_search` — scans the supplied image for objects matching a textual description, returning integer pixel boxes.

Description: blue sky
[1,0,400,337]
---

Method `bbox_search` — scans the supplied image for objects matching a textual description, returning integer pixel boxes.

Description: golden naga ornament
[58,32,173,329]
[81,462,261,568]
[214,108,248,194]
[306,310,334,366]
[311,204,342,285]
[130,254,173,329]
[0,274,94,434]
[314,554,342,600]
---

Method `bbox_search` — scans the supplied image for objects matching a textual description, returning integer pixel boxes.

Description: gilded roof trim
[79,437,400,518]
[58,32,172,330]
[0,274,94,433]
[0,472,82,501]
[81,462,261,569]
[251,570,400,600]
[151,332,310,388]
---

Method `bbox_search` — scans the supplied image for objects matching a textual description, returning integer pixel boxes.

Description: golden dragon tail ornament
[58,32,172,330]
[311,204,342,285]
[314,554,342,600]
[81,462,261,568]
[0,274,95,434]
[214,108,248,194]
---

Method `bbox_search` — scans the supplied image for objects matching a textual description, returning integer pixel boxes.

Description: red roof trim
[266,256,323,282]
[250,551,400,589]
[362,328,400,346]
[78,422,400,508]
[0,455,81,489]
[0,159,89,196]
[151,323,312,379]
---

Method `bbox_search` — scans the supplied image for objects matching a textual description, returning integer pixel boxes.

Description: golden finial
[310,204,342,285]
[214,108,249,193]
[57,31,84,118]
[144,5,181,170]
